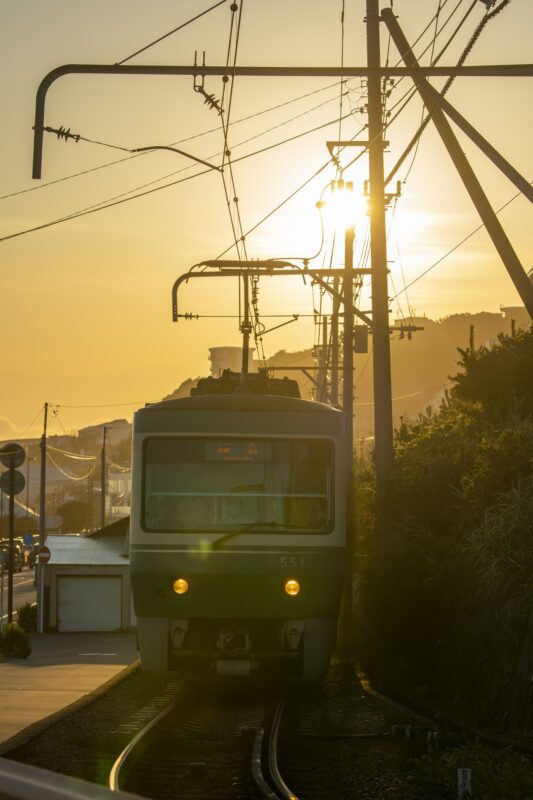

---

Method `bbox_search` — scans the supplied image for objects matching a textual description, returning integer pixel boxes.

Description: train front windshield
[143,437,333,533]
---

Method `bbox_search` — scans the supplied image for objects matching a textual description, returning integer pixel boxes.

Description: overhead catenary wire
[1,80,347,201]
[386,0,512,186]
[381,0,479,149]
[4,3,456,246]
[400,0,443,183]
[0,107,355,244]
[220,1,249,261]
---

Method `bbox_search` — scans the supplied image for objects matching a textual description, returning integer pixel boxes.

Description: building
[209,346,258,377]
[42,517,134,632]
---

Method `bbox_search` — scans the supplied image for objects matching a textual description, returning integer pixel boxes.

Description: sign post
[0,444,26,624]
[37,545,51,633]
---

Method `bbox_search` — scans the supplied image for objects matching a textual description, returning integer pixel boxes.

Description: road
[0,567,36,623]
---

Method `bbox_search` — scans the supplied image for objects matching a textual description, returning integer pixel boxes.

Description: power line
[1,81,345,201]
[391,186,529,300]
[1,111,352,244]
[386,0,511,185]
[105,456,131,472]
[116,0,229,65]
[47,444,96,461]
[47,450,96,481]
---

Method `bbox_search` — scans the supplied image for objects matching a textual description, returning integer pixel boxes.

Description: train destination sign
[206,440,267,463]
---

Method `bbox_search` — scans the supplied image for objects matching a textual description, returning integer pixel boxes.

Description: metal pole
[240,274,251,388]
[88,476,93,532]
[317,316,328,403]
[39,403,48,547]
[367,0,394,485]
[100,426,107,529]
[7,468,14,624]
[0,567,4,632]
[381,7,533,320]
[37,403,48,634]
[331,280,340,406]
[343,226,355,519]
[32,62,533,177]
[339,225,355,658]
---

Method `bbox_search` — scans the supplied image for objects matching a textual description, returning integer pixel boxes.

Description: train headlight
[173,578,189,595]
[284,579,300,597]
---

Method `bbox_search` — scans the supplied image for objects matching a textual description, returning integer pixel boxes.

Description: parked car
[0,540,24,572]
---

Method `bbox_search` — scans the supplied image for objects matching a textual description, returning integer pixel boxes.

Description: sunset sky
[1,0,532,439]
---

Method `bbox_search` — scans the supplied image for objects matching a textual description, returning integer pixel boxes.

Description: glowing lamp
[173,578,190,595]
[284,579,301,597]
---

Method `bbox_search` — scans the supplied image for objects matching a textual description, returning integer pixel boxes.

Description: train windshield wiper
[210,521,305,550]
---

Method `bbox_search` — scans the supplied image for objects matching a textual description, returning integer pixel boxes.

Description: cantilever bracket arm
[171,264,373,327]
[32,62,533,178]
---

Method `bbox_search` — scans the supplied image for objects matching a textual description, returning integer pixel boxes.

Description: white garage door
[57,576,122,632]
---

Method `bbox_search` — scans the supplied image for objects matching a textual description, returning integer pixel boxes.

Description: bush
[16,602,37,633]
[0,622,32,659]
[413,744,533,799]
[356,330,533,730]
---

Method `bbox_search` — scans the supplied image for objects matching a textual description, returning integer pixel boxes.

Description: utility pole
[100,426,107,529]
[331,280,340,407]
[39,402,48,548]
[339,224,355,657]
[366,0,394,485]
[88,475,93,532]
[240,274,252,389]
[343,226,355,465]
[317,316,329,403]
[37,403,48,634]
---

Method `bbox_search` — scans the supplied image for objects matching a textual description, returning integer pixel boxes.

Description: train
[129,370,346,681]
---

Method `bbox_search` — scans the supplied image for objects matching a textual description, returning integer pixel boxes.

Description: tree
[57,500,88,533]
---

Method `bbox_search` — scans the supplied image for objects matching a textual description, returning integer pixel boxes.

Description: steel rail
[267,697,298,800]
[108,695,182,792]
[251,696,297,799]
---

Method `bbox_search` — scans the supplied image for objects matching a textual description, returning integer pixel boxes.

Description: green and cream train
[130,372,346,681]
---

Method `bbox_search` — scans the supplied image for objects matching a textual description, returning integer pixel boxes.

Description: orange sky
[1,0,532,438]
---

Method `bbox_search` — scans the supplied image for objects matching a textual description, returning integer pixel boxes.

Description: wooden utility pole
[366,0,394,485]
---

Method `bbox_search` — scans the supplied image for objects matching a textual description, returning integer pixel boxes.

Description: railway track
[109,683,297,800]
